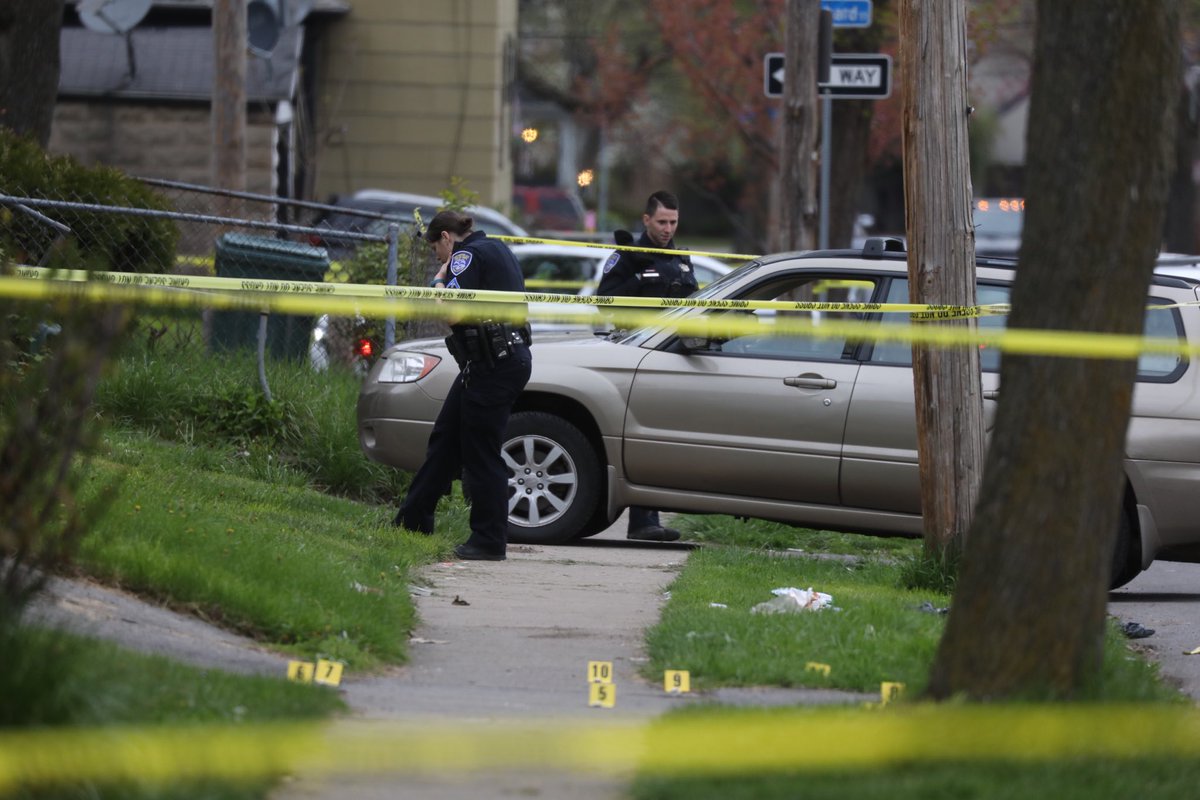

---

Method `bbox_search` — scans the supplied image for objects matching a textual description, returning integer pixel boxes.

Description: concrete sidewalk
[274,525,688,800]
[270,518,874,800]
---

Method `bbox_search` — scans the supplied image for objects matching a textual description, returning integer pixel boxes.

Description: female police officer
[393,210,532,561]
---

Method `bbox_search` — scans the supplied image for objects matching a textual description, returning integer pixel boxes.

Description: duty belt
[445,321,530,368]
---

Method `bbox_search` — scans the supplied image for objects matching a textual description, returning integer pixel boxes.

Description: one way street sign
[765,53,892,100]
[764,53,786,97]
[819,53,891,98]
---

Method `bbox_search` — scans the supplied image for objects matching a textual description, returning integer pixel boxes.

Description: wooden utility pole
[777,0,821,252]
[898,0,985,559]
[212,0,247,216]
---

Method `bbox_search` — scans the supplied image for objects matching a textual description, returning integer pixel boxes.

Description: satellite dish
[247,0,282,56]
[78,0,152,35]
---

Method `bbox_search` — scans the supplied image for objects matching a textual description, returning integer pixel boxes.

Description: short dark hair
[645,190,679,217]
[424,210,474,242]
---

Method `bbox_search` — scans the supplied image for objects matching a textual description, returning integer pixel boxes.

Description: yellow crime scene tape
[173,231,754,292]
[1,270,1192,361]
[1,705,1199,790]
[492,233,760,262]
[12,266,1010,318]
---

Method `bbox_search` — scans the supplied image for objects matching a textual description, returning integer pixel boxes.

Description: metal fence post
[385,222,400,349]
[257,313,272,402]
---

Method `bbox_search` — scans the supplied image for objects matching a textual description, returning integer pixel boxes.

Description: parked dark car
[310,189,529,258]
[512,185,588,232]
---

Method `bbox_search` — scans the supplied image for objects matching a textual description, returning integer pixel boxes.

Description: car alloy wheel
[502,411,601,543]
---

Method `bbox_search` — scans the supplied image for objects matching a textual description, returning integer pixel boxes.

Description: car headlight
[377,353,442,383]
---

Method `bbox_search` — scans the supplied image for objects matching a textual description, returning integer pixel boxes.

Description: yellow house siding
[314,0,516,207]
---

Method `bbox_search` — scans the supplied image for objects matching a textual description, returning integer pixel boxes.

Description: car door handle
[784,374,837,390]
[983,389,1000,400]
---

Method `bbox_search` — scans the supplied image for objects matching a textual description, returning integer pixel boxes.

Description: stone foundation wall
[50,101,278,195]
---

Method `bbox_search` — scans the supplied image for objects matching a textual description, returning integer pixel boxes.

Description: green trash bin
[210,232,330,361]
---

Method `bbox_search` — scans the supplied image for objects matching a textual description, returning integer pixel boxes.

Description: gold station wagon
[358,240,1200,588]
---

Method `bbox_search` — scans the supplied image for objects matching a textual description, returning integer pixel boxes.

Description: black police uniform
[395,231,532,559]
[596,231,699,299]
[597,230,698,539]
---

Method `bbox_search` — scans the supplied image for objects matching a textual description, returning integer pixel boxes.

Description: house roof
[58,24,302,102]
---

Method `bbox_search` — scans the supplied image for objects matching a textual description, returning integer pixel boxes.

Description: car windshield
[318,200,395,233]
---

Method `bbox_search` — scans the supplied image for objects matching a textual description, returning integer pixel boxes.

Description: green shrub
[189,385,301,445]
[0,129,178,272]
[324,177,482,343]
[1,292,131,624]
[96,348,408,503]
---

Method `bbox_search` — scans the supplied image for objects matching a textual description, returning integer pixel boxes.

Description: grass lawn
[4,424,459,797]
[1,624,343,799]
[663,515,1174,700]
[639,515,1193,798]
[645,547,946,694]
[73,427,463,670]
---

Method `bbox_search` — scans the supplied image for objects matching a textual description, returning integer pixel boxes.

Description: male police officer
[597,190,697,542]
[394,210,532,561]
[598,190,698,300]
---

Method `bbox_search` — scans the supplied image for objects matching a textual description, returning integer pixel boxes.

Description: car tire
[1109,500,1141,590]
[503,412,602,544]
[574,505,614,539]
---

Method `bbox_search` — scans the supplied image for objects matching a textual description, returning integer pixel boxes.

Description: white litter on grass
[709,602,728,609]
[751,586,834,614]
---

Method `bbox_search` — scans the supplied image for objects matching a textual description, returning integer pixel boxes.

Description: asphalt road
[1108,560,1200,702]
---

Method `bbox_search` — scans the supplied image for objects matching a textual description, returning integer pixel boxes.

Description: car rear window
[868,279,1186,380]
[1139,300,1186,380]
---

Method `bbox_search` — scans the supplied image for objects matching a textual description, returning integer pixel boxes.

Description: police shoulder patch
[450,251,473,275]
[602,252,621,274]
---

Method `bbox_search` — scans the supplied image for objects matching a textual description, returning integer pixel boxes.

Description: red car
[511,185,587,232]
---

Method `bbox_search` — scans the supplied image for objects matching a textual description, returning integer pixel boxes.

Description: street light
[577,169,594,188]
[520,127,539,144]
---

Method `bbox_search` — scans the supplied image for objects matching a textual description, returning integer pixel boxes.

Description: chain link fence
[2,180,450,384]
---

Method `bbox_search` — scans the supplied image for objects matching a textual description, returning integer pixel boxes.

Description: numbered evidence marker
[588,682,617,708]
[880,681,906,705]
[663,669,691,694]
[805,661,832,677]
[287,659,344,686]
[314,658,345,687]
[587,660,614,684]
[287,660,315,683]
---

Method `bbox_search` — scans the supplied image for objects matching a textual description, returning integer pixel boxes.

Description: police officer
[598,190,697,543]
[394,210,532,561]
[597,190,699,301]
